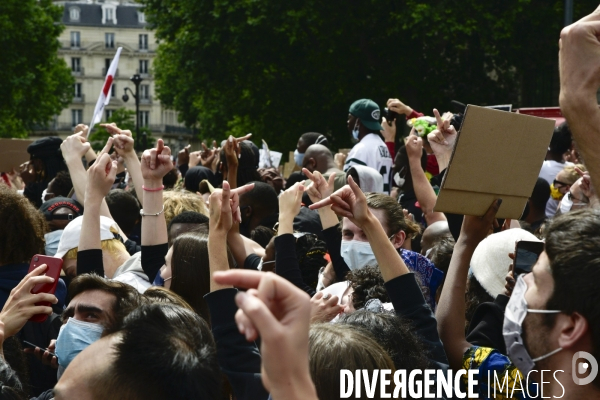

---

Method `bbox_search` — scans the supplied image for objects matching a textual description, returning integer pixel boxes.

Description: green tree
[0,0,74,138]
[141,0,599,153]
[89,108,155,152]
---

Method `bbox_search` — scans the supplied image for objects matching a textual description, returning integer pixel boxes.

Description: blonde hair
[560,164,587,185]
[162,190,208,227]
[64,238,128,260]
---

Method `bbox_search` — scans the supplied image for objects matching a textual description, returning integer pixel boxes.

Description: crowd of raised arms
[2,8,600,400]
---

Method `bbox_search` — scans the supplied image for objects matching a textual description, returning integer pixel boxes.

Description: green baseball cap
[349,99,383,131]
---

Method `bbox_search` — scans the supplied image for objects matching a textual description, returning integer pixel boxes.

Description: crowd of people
[1,7,600,400]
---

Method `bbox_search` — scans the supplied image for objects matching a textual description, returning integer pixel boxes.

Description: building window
[105,109,114,121]
[139,34,148,50]
[139,60,149,74]
[71,58,81,72]
[138,11,146,23]
[140,85,149,99]
[69,7,80,21]
[74,83,82,98]
[102,5,117,24]
[72,109,83,127]
[70,31,80,48]
[105,33,115,49]
[111,83,116,98]
[139,111,149,127]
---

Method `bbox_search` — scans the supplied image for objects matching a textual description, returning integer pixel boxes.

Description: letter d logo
[572,351,598,385]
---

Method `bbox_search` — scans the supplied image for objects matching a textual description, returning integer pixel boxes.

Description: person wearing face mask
[437,201,600,398]
[39,197,83,257]
[545,164,583,218]
[300,144,346,201]
[294,132,329,168]
[344,99,394,194]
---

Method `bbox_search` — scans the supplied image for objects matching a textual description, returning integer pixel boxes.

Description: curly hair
[0,185,46,265]
[465,274,494,332]
[250,226,274,249]
[162,190,208,227]
[295,233,327,290]
[346,265,390,310]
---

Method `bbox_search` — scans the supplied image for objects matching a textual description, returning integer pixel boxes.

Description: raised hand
[141,139,174,181]
[73,124,89,137]
[459,199,502,245]
[102,123,135,157]
[200,141,219,169]
[303,168,335,203]
[177,145,190,167]
[209,181,234,235]
[212,270,317,399]
[61,132,92,163]
[86,143,118,200]
[405,127,424,160]
[188,150,202,168]
[309,175,371,228]
[427,108,458,170]
[387,98,413,116]
[278,182,304,227]
[0,265,58,339]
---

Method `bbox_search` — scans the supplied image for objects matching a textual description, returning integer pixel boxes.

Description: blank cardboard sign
[0,139,33,172]
[434,105,555,219]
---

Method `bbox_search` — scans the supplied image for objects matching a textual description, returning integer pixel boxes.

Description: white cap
[55,216,120,259]
[470,228,541,298]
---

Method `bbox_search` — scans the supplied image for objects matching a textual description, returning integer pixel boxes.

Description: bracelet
[142,185,164,192]
[140,206,165,217]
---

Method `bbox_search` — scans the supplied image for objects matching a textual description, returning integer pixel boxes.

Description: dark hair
[549,122,572,155]
[50,170,73,197]
[465,274,493,331]
[184,166,215,193]
[250,226,274,248]
[309,323,394,400]
[0,185,46,265]
[428,236,455,276]
[220,142,261,187]
[295,234,327,289]
[143,287,194,311]
[531,177,551,211]
[240,181,279,216]
[300,132,329,148]
[285,171,307,190]
[545,208,600,387]
[365,193,421,239]
[90,304,221,400]
[346,265,390,310]
[168,211,209,230]
[67,274,144,334]
[163,167,179,189]
[339,310,430,371]
[106,189,141,235]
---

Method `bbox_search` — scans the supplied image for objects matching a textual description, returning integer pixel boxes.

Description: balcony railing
[73,94,85,103]
[72,67,85,76]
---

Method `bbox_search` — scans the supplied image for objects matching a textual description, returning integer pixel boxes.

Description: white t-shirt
[344,134,393,193]
[113,271,151,293]
[538,160,573,185]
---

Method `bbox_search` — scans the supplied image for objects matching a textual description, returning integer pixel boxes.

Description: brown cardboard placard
[0,139,33,172]
[434,105,555,219]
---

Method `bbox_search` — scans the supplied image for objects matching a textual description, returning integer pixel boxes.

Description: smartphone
[513,241,545,277]
[28,255,63,323]
[22,340,56,357]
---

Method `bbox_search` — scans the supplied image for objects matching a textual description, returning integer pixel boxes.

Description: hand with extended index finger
[212,270,317,399]
[302,168,335,203]
[0,264,58,339]
[86,152,118,200]
[405,127,424,160]
[310,176,371,228]
[209,181,234,234]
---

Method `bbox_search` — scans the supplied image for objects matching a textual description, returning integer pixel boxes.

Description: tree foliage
[0,0,74,138]
[141,0,599,152]
[89,108,155,152]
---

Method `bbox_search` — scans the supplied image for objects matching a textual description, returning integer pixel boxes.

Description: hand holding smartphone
[513,240,545,277]
[27,255,63,323]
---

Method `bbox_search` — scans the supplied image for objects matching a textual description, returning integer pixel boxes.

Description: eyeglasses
[553,179,570,188]
[567,192,589,206]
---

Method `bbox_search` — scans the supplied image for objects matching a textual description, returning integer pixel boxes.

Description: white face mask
[293,149,305,167]
[341,240,377,270]
[352,120,360,141]
[503,275,562,374]
[41,189,48,204]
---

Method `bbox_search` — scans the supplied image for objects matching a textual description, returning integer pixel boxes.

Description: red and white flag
[87,47,122,137]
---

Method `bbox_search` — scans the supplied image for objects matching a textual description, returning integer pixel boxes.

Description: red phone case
[28,255,63,323]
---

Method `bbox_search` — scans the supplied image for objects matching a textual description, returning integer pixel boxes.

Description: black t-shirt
[466,294,510,355]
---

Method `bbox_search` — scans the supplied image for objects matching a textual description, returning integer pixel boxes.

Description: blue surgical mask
[341,240,377,270]
[152,270,172,287]
[55,318,104,369]
[44,230,63,257]
[294,149,304,167]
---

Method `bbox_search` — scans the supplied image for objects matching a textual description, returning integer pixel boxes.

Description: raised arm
[426,109,458,173]
[559,9,600,191]
[406,128,447,225]
[103,123,144,206]
[436,199,501,370]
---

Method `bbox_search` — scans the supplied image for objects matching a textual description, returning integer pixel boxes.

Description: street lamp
[122,74,145,150]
